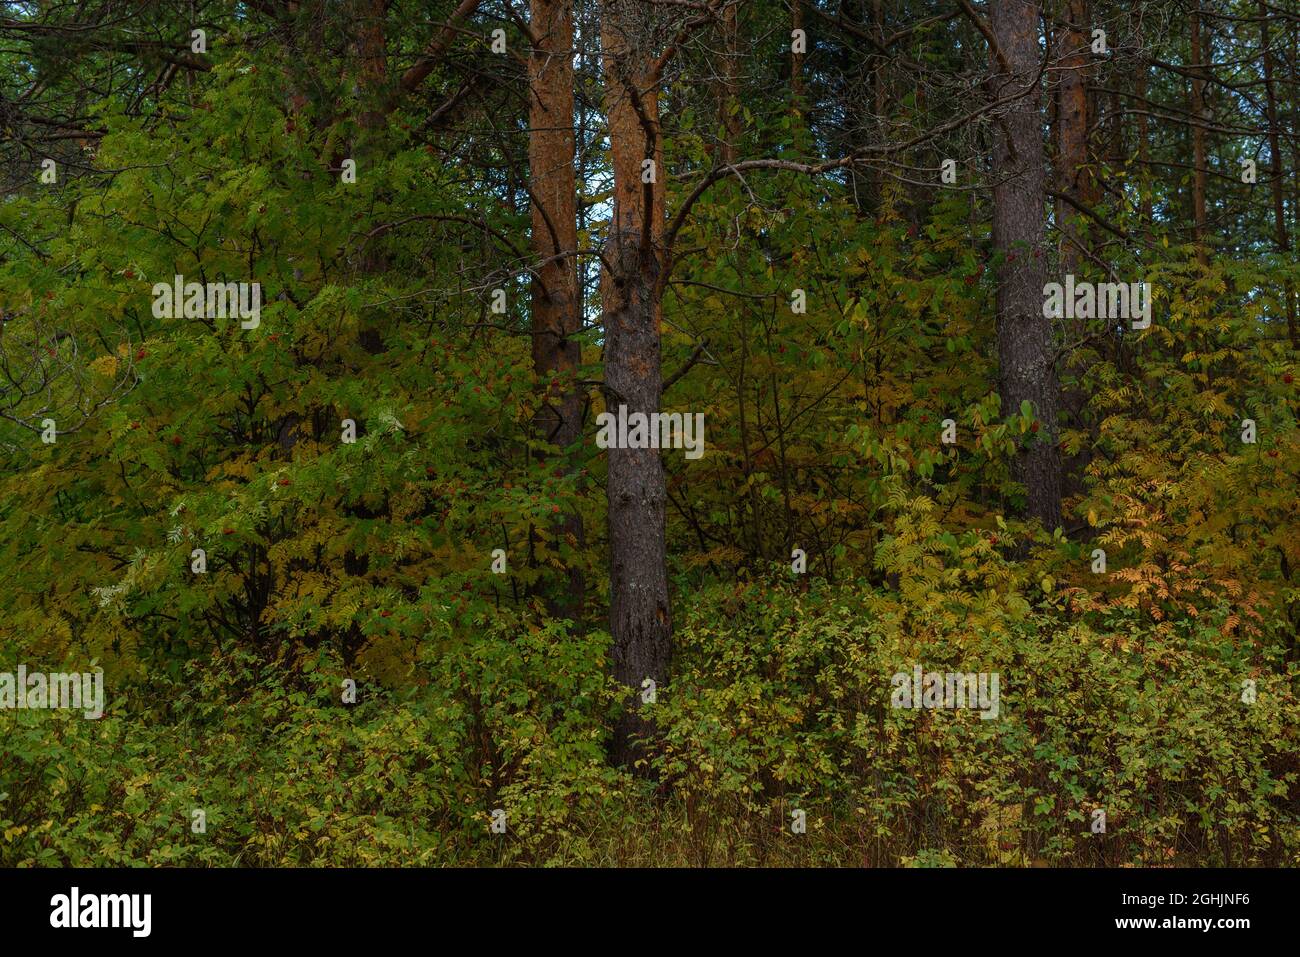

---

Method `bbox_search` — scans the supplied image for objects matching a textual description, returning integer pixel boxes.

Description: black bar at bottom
[0,866,1281,943]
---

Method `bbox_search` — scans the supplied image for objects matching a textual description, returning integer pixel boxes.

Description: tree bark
[1053,0,1091,495]
[989,0,1061,530]
[1190,4,1209,265]
[1135,43,1152,231]
[1054,0,1090,272]
[528,0,586,616]
[1257,0,1296,347]
[601,0,671,768]
[1292,22,1299,348]
[356,0,390,284]
[791,0,804,106]
[719,1,741,165]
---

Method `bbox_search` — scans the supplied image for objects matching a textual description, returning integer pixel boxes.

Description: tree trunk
[791,0,804,106]
[720,1,741,165]
[1258,0,1296,347]
[990,0,1061,530]
[601,0,671,768]
[1053,0,1091,495]
[1135,45,1152,231]
[357,0,388,134]
[1292,22,1299,349]
[355,0,390,286]
[1055,0,1090,272]
[1190,5,1209,265]
[528,0,586,617]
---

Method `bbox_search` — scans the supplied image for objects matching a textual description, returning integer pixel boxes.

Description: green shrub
[4,577,1295,866]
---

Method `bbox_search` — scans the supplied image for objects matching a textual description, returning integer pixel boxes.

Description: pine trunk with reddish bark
[528,0,586,617]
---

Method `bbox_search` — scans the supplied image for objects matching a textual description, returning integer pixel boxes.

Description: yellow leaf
[89,354,119,379]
